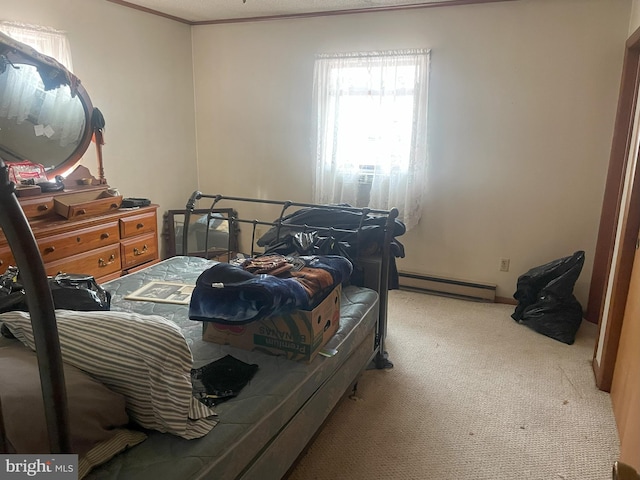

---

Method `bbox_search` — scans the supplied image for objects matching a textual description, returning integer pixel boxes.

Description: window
[0,21,73,70]
[312,49,430,231]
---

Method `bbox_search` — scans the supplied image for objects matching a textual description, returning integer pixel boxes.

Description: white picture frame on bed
[124,281,195,304]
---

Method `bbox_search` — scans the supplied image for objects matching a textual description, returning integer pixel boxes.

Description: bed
[0,186,404,479]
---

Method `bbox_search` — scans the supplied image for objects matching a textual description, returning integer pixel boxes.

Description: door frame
[589,26,640,392]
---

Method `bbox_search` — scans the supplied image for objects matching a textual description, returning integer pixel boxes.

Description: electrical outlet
[500,258,510,272]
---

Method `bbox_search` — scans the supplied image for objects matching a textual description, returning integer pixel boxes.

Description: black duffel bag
[0,268,111,314]
[49,273,111,311]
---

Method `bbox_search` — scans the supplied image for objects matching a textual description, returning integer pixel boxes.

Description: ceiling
[107,0,508,24]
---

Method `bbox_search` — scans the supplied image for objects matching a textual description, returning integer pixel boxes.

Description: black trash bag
[49,273,111,311]
[0,268,111,314]
[511,251,585,345]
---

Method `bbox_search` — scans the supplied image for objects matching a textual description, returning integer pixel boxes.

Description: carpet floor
[287,290,620,480]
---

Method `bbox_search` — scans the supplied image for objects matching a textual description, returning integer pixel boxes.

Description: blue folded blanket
[188,255,352,324]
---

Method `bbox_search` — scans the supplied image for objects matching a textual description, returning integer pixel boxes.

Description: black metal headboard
[183,191,399,369]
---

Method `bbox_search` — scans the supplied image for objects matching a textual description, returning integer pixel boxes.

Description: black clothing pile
[191,355,259,407]
[256,205,406,289]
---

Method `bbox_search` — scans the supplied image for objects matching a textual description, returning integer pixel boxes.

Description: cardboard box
[202,284,341,363]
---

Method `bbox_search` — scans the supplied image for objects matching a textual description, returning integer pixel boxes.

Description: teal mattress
[86,256,379,480]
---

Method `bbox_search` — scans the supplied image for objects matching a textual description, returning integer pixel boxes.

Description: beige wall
[0,0,199,254]
[192,0,631,305]
[631,0,640,33]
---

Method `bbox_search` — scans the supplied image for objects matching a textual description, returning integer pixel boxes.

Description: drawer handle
[0,260,3,266]
[99,254,116,267]
[133,244,148,256]
[44,246,56,254]
[37,204,49,211]
[110,203,119,209]
[136,223,144,229]
[77,208,87,216]
[101,232,110,240]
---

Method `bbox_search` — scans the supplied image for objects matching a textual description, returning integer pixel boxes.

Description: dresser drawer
[45,244,122,279]
[120,211,157,239]
[19,196,55,220]
[0,246,15,271]
[38,222,120,263]
[120,232,158,269]
[54,192,122,219]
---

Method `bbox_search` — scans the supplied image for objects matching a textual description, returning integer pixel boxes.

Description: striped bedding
[0,309,217,439]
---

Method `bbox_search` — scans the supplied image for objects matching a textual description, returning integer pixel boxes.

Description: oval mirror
[0,32,94,179]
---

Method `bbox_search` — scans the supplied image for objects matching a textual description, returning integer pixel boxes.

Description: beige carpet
[287,290,620,480]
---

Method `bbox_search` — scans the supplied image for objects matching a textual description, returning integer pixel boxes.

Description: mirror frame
[0,32,94,180]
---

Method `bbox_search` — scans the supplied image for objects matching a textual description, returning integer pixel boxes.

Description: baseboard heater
[398,271,496,302]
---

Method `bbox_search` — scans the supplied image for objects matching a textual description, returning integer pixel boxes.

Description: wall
[0,0,199,253]
[631,0,640,33]
[192,0,631,305]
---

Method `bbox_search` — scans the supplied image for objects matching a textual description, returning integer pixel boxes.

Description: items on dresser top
[122,197,151,208]
[5,160,49,186]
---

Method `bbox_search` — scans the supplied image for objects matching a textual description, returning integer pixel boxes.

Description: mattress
[86,256,379,480]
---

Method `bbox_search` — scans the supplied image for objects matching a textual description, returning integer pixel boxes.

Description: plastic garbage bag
[511,251,585,345]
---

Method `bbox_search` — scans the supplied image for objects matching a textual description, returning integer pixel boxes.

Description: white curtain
[0,22,73,70]
[312,49,430,231]
[0,22,82,148]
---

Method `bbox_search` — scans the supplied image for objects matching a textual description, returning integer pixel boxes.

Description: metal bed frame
[0,160,70,453]
[0,183,399,456]
[183,191,398,370]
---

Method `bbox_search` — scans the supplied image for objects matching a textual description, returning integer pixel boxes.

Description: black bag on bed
[0,268,111,314]
[49,273,111,311]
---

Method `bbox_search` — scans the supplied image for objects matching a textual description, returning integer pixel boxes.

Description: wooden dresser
[0,192,159,284]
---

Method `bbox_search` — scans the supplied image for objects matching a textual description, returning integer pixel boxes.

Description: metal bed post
[0,160,71,453]
[182,191,201,255]
[374,207,398,369]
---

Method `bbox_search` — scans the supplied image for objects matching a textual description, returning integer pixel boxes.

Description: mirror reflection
[0,62,86,172]
[165,208,239,258]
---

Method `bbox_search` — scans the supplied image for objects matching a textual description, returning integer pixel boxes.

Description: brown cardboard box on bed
[202,285,341,363]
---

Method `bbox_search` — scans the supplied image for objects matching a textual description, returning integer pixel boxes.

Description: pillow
[0,340,146,478]
[0,310,217,439]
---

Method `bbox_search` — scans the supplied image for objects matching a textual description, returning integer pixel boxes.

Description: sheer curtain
[0,22,73,70]
[0,22,82,148]
[312,49,430,231]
